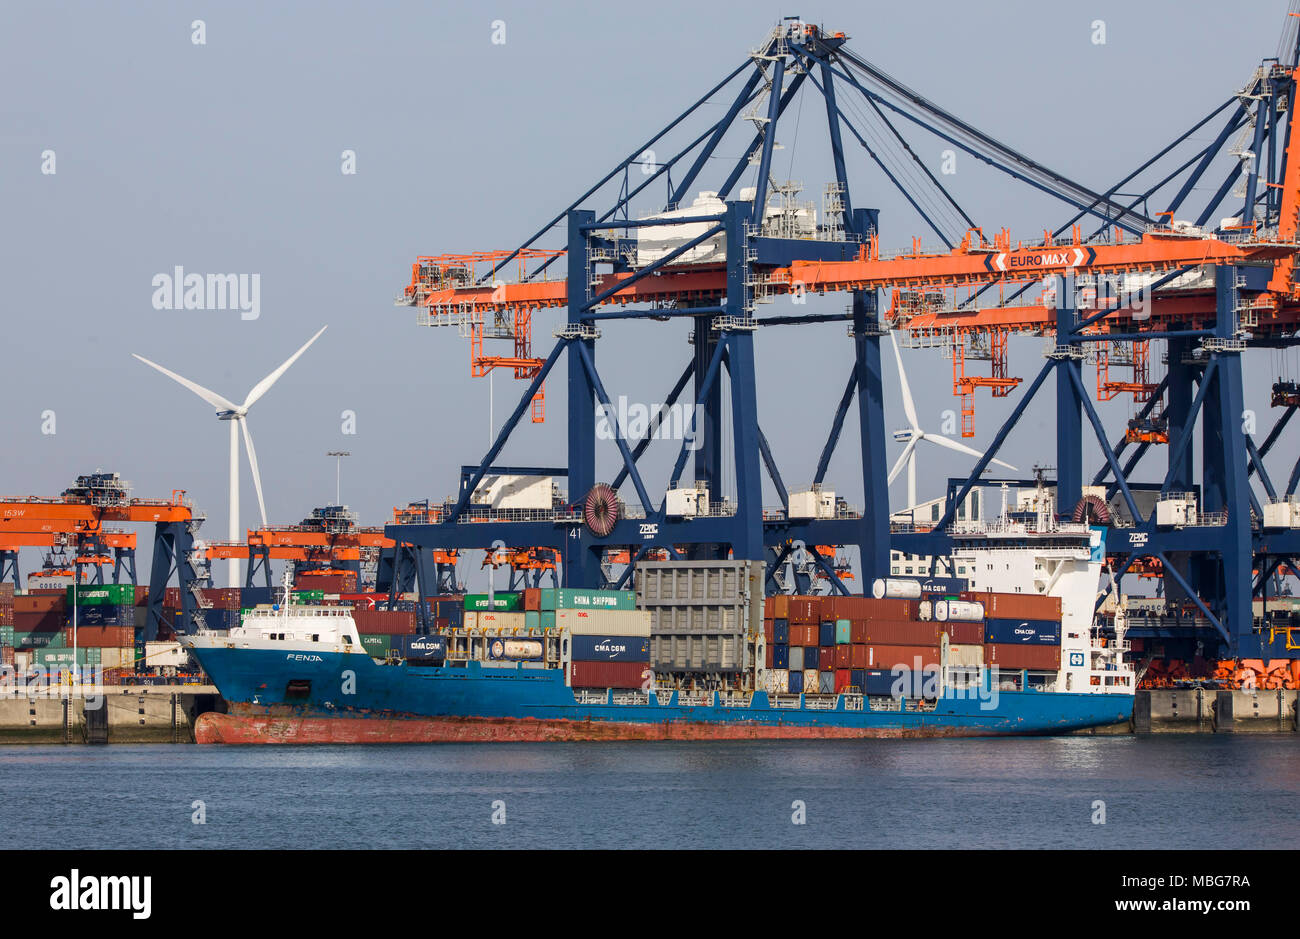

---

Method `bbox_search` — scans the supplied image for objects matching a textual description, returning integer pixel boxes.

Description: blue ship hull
[189,646,1134,744]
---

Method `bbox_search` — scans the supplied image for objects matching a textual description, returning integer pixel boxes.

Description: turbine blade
[132,354,238,413]
[887,437,918,484]
[239,417,269,527]
[890,332,920,432]
[923,433,1019,473]
[242,325,328,410]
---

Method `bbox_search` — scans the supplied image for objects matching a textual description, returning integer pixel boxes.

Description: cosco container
[570,635,650,662]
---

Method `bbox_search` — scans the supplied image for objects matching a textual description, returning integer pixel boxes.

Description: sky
[0,0,1295,586]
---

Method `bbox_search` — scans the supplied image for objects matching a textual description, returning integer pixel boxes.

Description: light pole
[327,451,350,505]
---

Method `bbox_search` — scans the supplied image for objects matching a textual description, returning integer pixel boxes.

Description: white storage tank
[872,578,923,599]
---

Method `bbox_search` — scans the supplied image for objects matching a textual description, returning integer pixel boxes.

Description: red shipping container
[64,626,133,647]
[134,585,150,607]
[570,660,649,689]
[835,645,851,669]
[765,644,774,669]
[15,594,65,614]
[835,669,852,693]
[941,622,984,645]
[770,595,790,619]
[986,643,1061,671]
[865,643,941,670]
[850,620,868,643]
[353,609,417,635]
[819,646,835,667]
[14,611,63,632]
[762,620,774,643]
[165,587,181,608]
[860,619,941,646]
[787,597,822,624]
[341,593,389,611]
[522,588,541,611]
[850,644,870,668]
[964,591,1061,621]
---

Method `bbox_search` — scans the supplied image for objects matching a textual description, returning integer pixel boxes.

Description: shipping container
[544,588,636,611]
[488,637,545,661]
[66,583,135,606]
[15,594,65,614]
[569,660,648,689]
[858,619,942,646]
[570,635,650,662]
[934,599,984,622]
[524,610,541,628]
[984,618,1061,645]
[143,641,188,668]
[835,619,852,644]
[475,611,528,631]
[834,645,851,669]
[67,604,133,627]
[522,588,542,611]
[464,592,522,612]
[967,591,1062,621]
[762,668,789,694]
[834,669,852,693]
[804,646,819,669]
[941,622,984,645]
[772,619,789,644]
[818,670,836,694]
[788,645,805,672]
[399,635,447,663]
[986,643,1061,671]
[13,629,65,649]
[353,609,418,635]
[949,644,984,667]
[64,625,133,647]
[556,608,650,637]
[818,621,835,647]
[786,597,821,624]
[865,643,942,670]
[788,669,804,694]
[772,643,789,669]
[359,634,392,656]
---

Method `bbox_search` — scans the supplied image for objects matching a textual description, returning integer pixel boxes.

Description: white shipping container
[100,647,135,669]
[470,474,555,510]
[474,612,527,630]
[144,641,189,668]
[949,644,984,668]
[557,608,651,637]
[761,668,789,694]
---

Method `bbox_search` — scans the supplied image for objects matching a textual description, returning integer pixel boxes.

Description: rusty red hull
[194,710,1009,744]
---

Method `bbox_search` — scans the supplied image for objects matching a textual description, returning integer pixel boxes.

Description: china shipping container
[542,588,636,611]
[568,660,648,689]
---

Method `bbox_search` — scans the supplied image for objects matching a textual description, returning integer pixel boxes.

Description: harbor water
[2,735,1298,850]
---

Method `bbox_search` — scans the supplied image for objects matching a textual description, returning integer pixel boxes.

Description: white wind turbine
[888,332,1017,512]
[133,326,328,587]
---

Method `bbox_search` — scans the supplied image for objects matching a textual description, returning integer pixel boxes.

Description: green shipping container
[541,588,636,611]
[359,634,391,656]
[524,610,541,628]
[835,619,852,644]
[540,610,556,629]
[34,647,101,666]
[66,584,135,606]
[463,593,521,612]
[14,631,66,650]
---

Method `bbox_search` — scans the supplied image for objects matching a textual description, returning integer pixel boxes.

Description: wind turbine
[133,326,328,587]
[888,332,1017,512]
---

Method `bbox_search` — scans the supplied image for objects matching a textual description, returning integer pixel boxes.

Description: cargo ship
[186,492,1135,743]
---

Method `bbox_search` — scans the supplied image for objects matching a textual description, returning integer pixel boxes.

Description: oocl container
[556,608,650,637]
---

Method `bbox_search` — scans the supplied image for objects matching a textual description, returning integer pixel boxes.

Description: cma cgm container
[984,618,1061,645]
[571,635,650,662]
[399,635,447,663]
[569,660,648,689]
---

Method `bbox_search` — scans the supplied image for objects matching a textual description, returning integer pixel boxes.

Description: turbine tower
[888,332,1017,512]
[133,326,328,586]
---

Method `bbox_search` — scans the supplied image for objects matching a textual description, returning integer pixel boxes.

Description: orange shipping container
[986,643,1061,671]
[865,643,941,670]
[965,591,1061,621]
[859,619,941,646]
[823,596,916,620]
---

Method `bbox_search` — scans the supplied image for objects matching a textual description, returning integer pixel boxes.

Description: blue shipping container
[804,646,819,669]
[400,635,447,662]
[570,635,650,662]
[772,642,789,670]
[788,669,804,694]
[773,619,790,644]
[818,621,834,647]
[984,618,1060,645]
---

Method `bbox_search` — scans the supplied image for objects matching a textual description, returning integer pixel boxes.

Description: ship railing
[611,691,650,706]
[842,693,865,711]
[770,693,802,709]
[574,690,609,705]
[803,695,838,710]
[676,692,714,707]
[718,692,752,708]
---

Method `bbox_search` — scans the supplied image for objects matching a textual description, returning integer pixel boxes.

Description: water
[3,736,1297,849]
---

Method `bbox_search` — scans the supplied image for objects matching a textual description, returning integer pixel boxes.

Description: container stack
[635,559,764,679]
[568,633,651,689]
[0,583,14,666]
[761,583,1067,695]
[293,570,358,594]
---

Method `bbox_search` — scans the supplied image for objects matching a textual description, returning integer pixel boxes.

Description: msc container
[772,643,789,670]
[934,599,984,623]
[569,660,648,689]
[941,622,984,645]
[968,591,1062,621]
[556,608,650,637]
[834,619,852,644]
[544,588,636,611]
[986,643,1061,671]
[984,618,1061,645]
[788,669,804,694]
[570,635,650,662]
[464,592,522,612]
[788,645,805,672]
[488,637,545,661]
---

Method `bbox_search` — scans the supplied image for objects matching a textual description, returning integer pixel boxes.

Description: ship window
[312,634,320,642]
